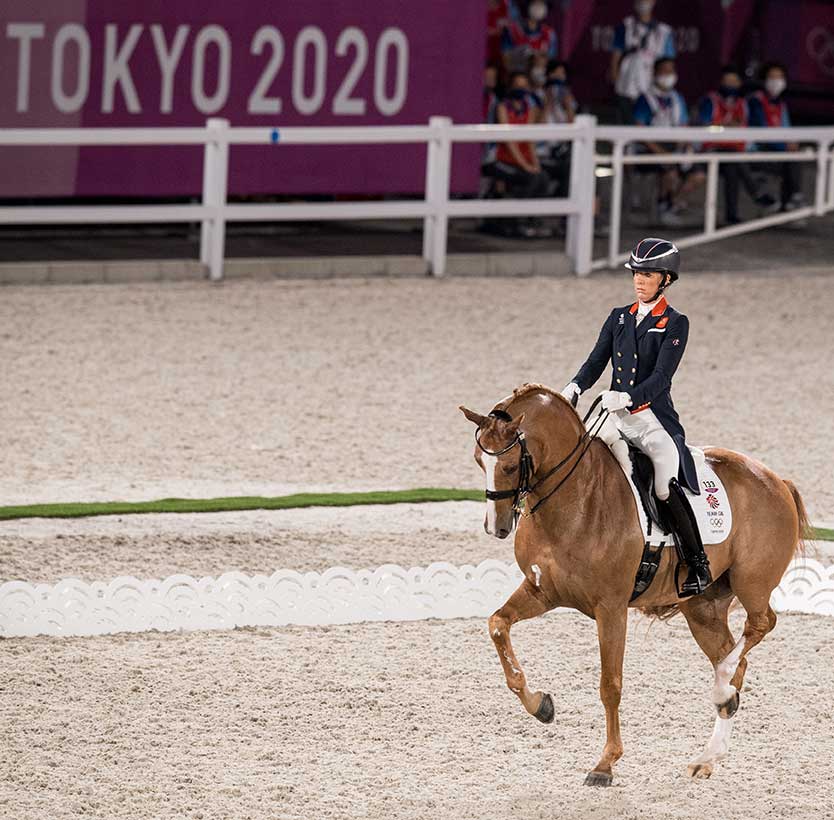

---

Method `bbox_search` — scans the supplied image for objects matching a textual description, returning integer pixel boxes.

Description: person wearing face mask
[610,0,675,125]
[534,60,607,236]
[501,0,558,76]
[529,53,549,96]
[536,60,577,199]
[493,72,551,238]
[697,66,778,225]
[633,58,705,227]
[747,62,804,215]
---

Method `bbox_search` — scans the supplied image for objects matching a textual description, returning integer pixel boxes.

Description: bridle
[475,397,610,522]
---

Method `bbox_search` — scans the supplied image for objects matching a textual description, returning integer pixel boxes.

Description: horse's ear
[506,413,525,432]
[459,406,487,427]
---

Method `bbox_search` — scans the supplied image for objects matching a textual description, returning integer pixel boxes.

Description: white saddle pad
[675,448,731,545]
[593,415,732,546]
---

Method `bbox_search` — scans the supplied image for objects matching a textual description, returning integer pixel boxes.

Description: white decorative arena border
[1,558,833,639]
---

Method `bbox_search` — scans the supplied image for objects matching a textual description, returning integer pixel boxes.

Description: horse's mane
[492,383,580,421]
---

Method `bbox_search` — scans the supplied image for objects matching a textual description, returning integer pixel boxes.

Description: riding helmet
[624,237,680,281]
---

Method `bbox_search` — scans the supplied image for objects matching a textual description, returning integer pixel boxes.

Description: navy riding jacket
[572,296,699,494]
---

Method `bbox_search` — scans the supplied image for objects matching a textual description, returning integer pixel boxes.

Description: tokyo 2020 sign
[0,0,484,196]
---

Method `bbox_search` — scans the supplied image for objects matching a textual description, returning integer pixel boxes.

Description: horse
[459,383,809,786]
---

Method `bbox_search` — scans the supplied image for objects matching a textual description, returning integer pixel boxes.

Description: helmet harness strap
[648,272,671,303]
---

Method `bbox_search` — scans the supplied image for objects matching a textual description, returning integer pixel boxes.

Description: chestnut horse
[460,383,809,785]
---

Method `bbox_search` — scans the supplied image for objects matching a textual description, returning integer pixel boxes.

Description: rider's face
[633,270,664,302]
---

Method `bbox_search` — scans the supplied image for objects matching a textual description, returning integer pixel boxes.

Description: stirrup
[678,560,713,598]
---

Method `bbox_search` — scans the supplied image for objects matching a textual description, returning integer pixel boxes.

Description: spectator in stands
[541,60,577,126]
[537,60,578,197]
[501,0,558,75]
[487,0,516,68]
[633,57,705,227]
[529,52,549,97]
[696,66,778,224]
[747,61,803,213]
[494,71,551,237]
[610,0,675,124]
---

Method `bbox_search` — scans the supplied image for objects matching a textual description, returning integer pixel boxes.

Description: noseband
[475,399,609,520]
[476,416,535,519]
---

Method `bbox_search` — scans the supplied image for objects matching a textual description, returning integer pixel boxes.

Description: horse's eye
[501,463,519,475]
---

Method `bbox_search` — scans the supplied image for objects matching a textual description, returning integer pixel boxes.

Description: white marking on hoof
[531,564,542,588]
[713,682,737,707]
[688,716,733,778]
[712,636,746,705]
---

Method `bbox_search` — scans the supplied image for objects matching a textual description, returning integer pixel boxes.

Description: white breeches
[599,408,680,500]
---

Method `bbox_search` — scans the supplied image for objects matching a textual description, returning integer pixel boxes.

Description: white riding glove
[601,390,633,412]
[560,382,581,402]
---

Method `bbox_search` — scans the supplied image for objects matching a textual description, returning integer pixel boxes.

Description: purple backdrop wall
[0,0,485,197]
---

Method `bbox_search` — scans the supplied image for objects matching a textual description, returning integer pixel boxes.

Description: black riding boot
[664,478,712,597]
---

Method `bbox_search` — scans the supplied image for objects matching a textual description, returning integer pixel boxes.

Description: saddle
[592,410,733,601]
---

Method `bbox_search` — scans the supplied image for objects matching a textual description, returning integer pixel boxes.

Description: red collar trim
[651,296,668,317]
[630,296,668,317]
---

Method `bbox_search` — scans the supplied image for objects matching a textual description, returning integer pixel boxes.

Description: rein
[475,396,609,519]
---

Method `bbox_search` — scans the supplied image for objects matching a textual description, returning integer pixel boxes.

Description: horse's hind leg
[680,592,739,779]
[682,591,778,779]
[489,579,555,723]
[712,603,777,711]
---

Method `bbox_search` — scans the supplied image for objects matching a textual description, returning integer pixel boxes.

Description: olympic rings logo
[806,26,834,78]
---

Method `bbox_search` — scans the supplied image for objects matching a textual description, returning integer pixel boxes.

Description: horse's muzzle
[484,518,512,539]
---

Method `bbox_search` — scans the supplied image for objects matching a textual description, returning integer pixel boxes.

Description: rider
[560,237,712,597]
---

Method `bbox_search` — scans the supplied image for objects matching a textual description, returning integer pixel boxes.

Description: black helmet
[624,237,680,282]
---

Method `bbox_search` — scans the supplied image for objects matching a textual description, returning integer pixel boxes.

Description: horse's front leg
[489,578,555,722]
[585,606,628,787]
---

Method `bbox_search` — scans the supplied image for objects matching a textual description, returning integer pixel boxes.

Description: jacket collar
[633,296,669,339]
[629,296,668,317]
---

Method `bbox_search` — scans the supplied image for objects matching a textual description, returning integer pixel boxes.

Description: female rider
[561,237,712,597]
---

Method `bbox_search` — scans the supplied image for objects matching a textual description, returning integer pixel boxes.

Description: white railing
[1,118,832,279]
[0,116,597,279]
[593,124,834,271]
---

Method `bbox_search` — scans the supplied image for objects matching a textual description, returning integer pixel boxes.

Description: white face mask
[656,73,677,91]
[531,68,546,86]
[765,77,786,98]
[529,1,548,21]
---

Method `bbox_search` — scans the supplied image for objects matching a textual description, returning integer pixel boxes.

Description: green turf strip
[0,488,484,522]
[0,490,831,541]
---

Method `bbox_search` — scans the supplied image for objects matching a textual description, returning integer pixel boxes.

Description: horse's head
[460,405,527,539]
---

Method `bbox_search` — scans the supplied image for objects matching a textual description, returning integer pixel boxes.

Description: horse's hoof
[716,691,740,719]
[533,693,554,724]
[584,770,613,787]
[687,762,713,780]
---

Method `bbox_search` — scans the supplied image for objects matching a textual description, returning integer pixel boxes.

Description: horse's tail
[784,479,811,557]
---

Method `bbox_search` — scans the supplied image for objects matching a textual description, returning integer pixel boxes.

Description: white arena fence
[0,117,833,278]
[593,124,834,271]
[1,554,832,639]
